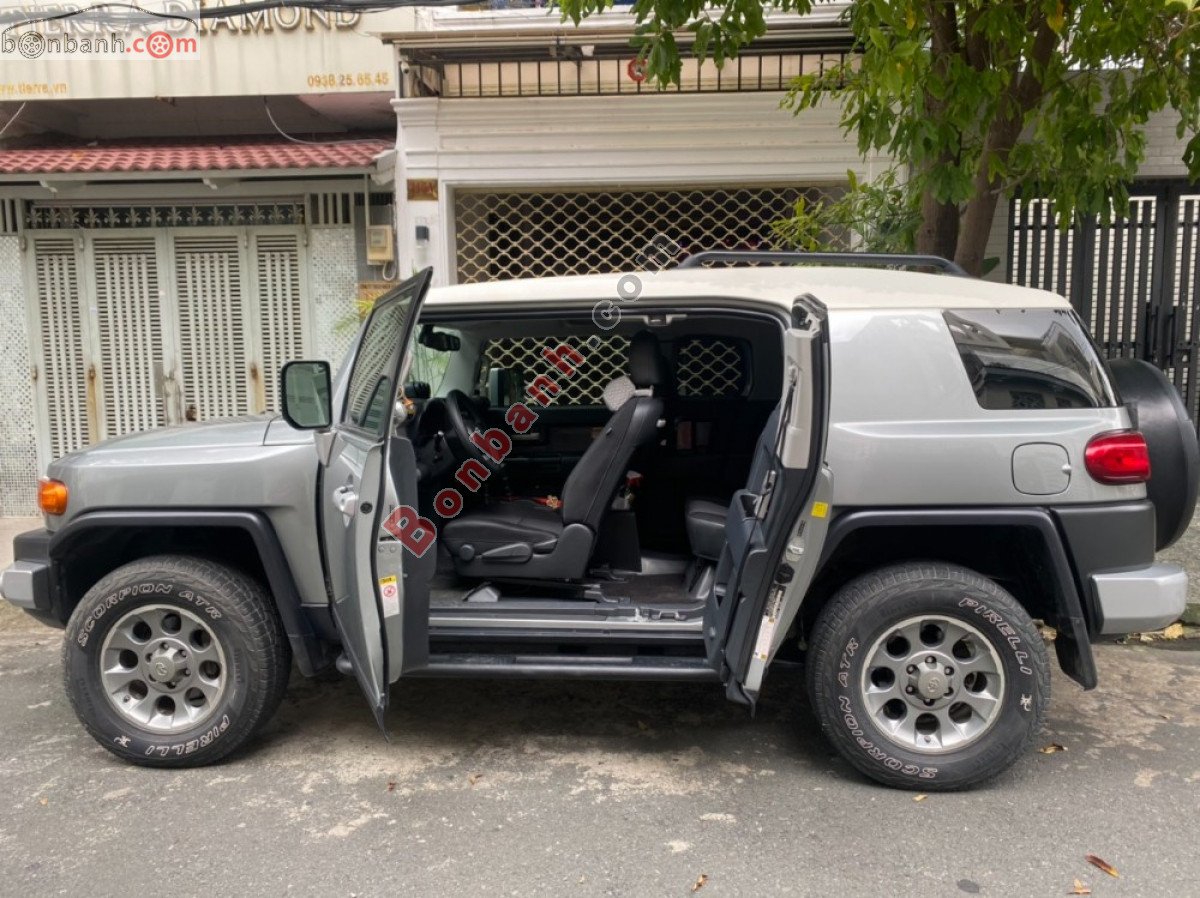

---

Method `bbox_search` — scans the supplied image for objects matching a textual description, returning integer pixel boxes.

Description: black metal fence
[404,45,851,100]
[1009,181,1200,432]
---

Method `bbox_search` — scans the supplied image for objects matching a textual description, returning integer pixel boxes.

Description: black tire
[1108,358,1199,550]
[806,562,1050,791]
[63,555,290,768]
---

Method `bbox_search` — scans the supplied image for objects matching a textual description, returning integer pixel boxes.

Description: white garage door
[27,225,310,462]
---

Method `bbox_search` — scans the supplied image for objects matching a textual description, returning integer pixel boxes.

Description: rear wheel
[806,562,1050,791]
[63,555,290,767]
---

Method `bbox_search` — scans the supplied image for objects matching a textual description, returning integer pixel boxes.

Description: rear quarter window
[944,308,1117,410]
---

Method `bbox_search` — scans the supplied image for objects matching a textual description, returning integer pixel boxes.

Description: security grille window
[480,335,628,406]
[454,186,831,283]
[944,309,1117,410]
[675,338,748,397]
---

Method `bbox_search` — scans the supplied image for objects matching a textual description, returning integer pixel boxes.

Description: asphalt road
[1,623,1198,897]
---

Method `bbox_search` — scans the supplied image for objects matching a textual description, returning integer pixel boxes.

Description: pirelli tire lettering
[807,563,1051,791]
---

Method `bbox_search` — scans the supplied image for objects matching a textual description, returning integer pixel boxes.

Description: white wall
[1139,109,1194,179]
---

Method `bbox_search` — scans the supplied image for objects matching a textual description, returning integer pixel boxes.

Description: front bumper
[1093,563,1188,635]
[0,528,55,620]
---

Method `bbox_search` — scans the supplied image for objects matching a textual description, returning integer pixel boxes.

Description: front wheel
[63,555,291,767]
[806,562,1050,791]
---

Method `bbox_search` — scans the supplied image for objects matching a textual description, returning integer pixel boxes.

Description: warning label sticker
[378,574,400,617]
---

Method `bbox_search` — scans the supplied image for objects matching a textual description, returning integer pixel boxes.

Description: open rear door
[713,295,832,706]
[318,269,433,729]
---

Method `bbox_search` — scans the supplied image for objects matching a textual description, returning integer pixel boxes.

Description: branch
[924,0,959,57]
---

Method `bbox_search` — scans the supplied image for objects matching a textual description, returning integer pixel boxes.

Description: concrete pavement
[1,515,1198,896]
[0,627,1198,896]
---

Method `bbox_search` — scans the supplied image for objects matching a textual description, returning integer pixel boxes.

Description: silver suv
[3,252,1196,790]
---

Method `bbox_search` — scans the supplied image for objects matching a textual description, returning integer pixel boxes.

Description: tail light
[1084,432,1151,484]
[37,477,69,515]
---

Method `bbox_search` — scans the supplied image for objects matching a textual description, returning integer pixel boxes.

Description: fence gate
[1009,181,1200,432]
[26,223,310,466]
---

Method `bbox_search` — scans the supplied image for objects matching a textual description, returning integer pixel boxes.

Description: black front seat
[442,331,668,580]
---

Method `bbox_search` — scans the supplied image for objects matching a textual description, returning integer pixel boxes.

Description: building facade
[0,1,1195,515]
[0,5,416,513]
[383,5,1199,429]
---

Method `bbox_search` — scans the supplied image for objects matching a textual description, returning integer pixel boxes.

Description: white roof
[424,266,1070,313]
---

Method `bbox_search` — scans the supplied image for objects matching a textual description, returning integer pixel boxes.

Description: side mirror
[280,360,332,430]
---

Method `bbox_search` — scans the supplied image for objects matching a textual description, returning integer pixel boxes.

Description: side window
[409,331,459,395]
[343,294,413,435]
[944,309,1117,410]
[674,337,750,398]
[479,335,627,406]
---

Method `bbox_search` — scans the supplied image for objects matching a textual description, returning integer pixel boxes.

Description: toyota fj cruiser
[3,251,1196,790]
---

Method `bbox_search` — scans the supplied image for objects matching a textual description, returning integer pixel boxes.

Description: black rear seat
[684,405,782,561]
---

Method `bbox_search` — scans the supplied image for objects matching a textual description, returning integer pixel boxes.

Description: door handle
[333,485,358,516]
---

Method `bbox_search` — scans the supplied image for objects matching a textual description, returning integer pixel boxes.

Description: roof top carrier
[676,250,968,277]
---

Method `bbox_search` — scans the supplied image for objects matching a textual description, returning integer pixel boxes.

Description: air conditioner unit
[366,224,395,264]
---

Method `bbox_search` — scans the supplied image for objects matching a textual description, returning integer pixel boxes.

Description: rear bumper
[1053,500,1184,636]
[1093,563,1188,635]
[0,528,56,623]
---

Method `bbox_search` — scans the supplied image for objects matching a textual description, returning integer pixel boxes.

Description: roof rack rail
[675,250,968,277]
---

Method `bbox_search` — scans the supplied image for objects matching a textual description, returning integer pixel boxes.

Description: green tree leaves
[557,0,1200,274]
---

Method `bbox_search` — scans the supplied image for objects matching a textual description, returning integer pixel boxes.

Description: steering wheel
[444,389,487,461]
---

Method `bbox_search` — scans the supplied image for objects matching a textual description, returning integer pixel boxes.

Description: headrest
[602,376,637,412]
[628,330,668,389]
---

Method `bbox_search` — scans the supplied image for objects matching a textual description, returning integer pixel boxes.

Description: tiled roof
[0,136,392,175]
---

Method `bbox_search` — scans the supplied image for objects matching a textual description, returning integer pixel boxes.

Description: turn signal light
[37,478,69,515]
[1084,432,1151,484]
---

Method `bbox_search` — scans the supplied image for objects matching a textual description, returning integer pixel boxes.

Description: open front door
[711,296,832,706]
[318,269,433,729]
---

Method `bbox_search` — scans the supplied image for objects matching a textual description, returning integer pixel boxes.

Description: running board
[409,653,720,681]
[428,611,704,632]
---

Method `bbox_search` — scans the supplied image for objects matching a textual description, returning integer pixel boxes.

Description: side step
[409,653,721,681]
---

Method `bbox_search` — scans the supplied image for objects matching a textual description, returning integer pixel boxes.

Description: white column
[394,97,453,285]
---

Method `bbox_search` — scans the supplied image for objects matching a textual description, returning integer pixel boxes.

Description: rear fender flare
[808,507,1097,689]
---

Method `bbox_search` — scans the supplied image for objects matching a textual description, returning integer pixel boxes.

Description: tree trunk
[917,1,962,262]
[955,18,1061,276]
[916,190,960,260]
[954,191,1001,276]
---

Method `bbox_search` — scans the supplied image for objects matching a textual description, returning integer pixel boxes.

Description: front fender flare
[49,509,333,676]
